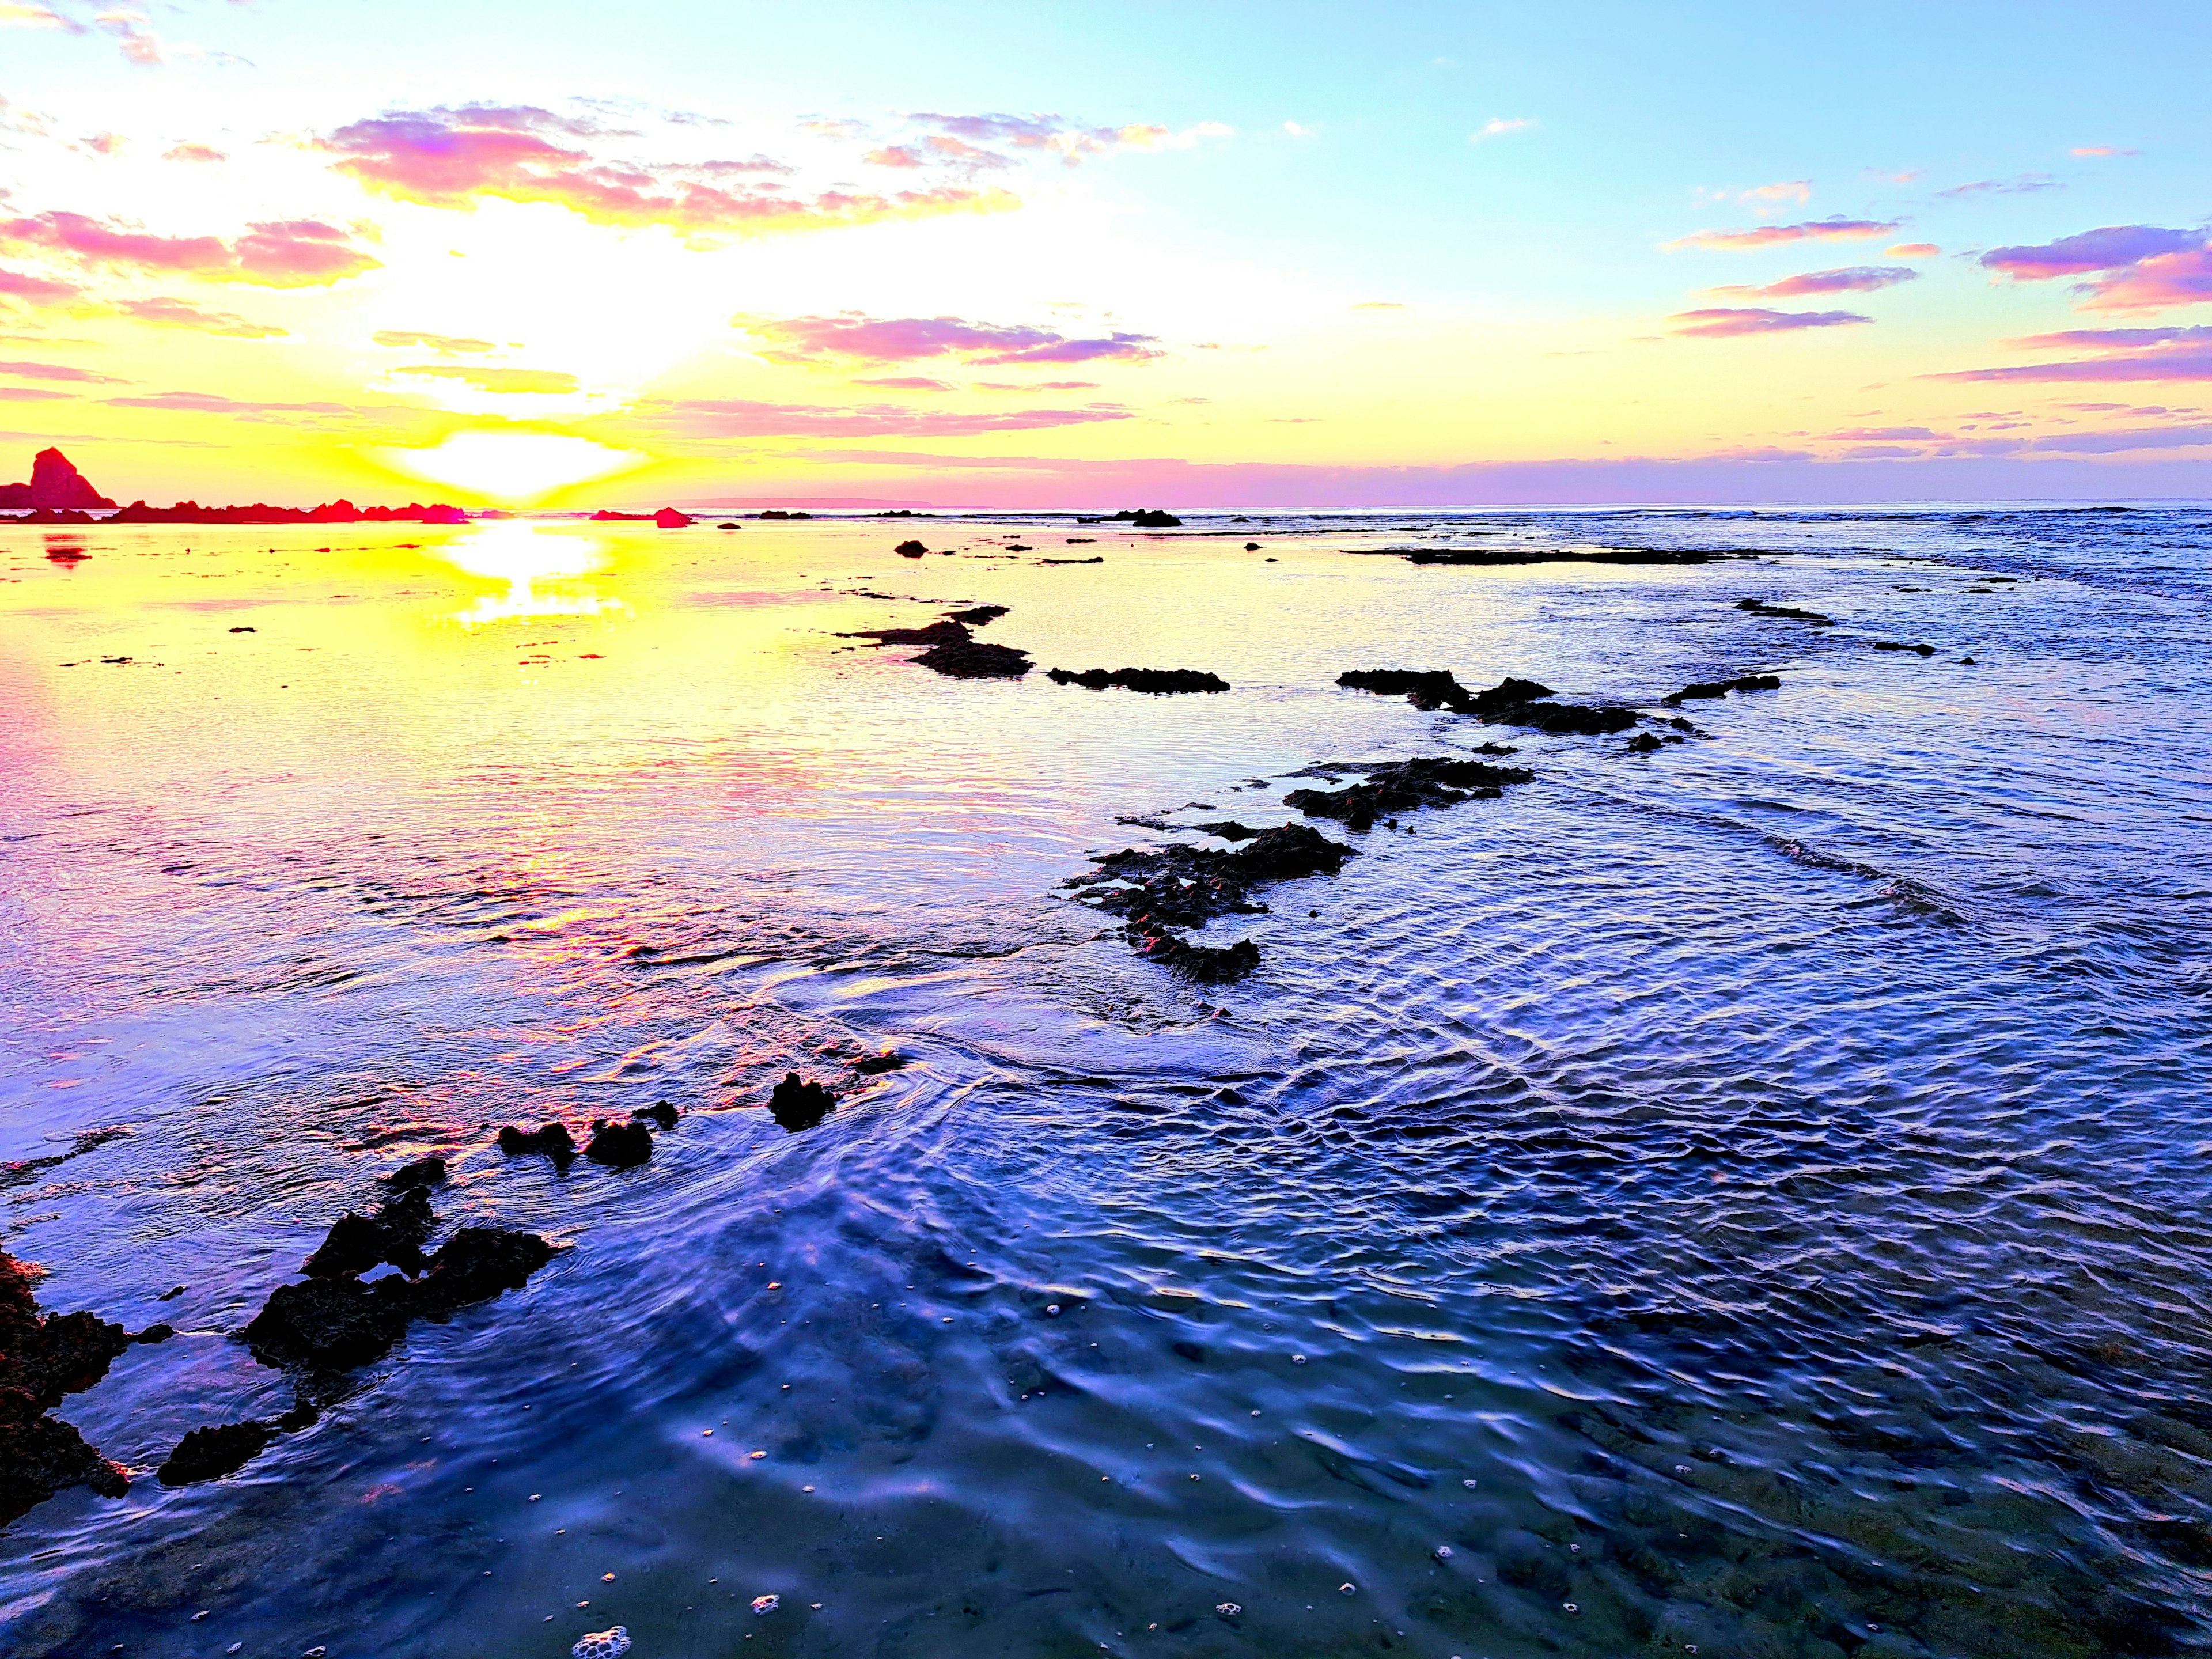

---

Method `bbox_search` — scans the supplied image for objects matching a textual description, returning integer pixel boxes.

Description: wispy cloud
[624,396,1135,438]
[0,2,73,29]
[0,358,126,382]
[0,211,380,285]
[162,142,226,164]
[738,312,1163,367]
[1666,217,1900,252]
[316,105,1013,234]
[373,329,495,354]
[115,297,286,336]
[906,112,1232,165]
[392,363,581,394]
[1711,265,1918,299]
[1469,118,1534,144]
[2070,146,2138,158]
[1887,242,1940,257]
[1930,325,2212,382]
[1740,180,1812,205]
[0,266,87,305]
[1938,173,2058,199]
[1669,307,1872,338]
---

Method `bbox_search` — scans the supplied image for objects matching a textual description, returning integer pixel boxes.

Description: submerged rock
[496,1122,577,1161]
[157,1420,278,1486]
[1737,597,1834,624]
[1283,755,1534,832]
[584,1120,653,1168]
[1626,732,1665,754]
[631,1101,680,1130]
[854,1052,907,1075]
[302,1187,434,1279]
[1873,640,1937,656]
[382,1154,446,1191]
[1047,667,1230,694]
[768,1073,838,1131]
[843,612,1032,679]
[1338,668,1631,733]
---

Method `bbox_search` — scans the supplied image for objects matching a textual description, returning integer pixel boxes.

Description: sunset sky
[3,0,2209,507]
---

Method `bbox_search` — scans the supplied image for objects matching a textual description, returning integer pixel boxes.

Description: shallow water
[3,505,2210,1659]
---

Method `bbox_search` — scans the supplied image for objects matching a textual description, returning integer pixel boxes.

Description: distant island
[0,446,465,525]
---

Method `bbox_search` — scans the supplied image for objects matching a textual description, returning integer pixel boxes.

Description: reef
[1046,668,1230,694]
[842,610,1032,679]
[584,1119,653,1167]
[1282,755,1535,833]
[1664,672,1782,705]
[1079,508,1182,527]
[497,1122,577,1162]
[1737,597,1834,624]
[1359,543,1755,566]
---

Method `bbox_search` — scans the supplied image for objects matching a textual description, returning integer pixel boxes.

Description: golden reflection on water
[438,520,627,628]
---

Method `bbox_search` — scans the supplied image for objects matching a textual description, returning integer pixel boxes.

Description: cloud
[0,266,86,305]
[0,358,126,382]
[0,385,73,400]
[392,363,581,394]
[1350,301,1406,311]
[0,211,380,285]
[1740,180,1812,205]
[863,145,924,169]
[739,312,1163,367]
[2070,146,2137,158]
[1665,217,1901,252]
[1825,426,1941,440]
[1887,242,1940,257]
[626,396,1134,438]
[373,328,495,354]
[1283,120,1313,138]
[0,2,72,28]
[1668,307,1873,338]
[1470,118,1535,143]
[116,297,287,336]
[1938,173,2058,199]
[163,142,226,164]
[1980,224,2212,313]
[971,380,1097,391]
[906,112,1231,165]
[851,376,952,390]
[1930,325,2212,382]
[316,104,1013,234]
[1711,265,1919,299]
[2023,423,2212,454]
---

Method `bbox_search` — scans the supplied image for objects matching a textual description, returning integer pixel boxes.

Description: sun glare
[380,432,645,504]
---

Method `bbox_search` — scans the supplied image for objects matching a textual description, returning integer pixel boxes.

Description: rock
[751,1597,780,1617]
[0,1248,133,1521]
[382,1154,447,1190]
[914,633,1031,679]
[944,604,1008,626]
[1737,597,1834,624]
[1125,926,1260,982]
[1046,668,1230,694]
[103,499,464,525]
[768,1073,838,1131]
[631,1101,679,1130]
[1244,542,1261,551]
[134,1323,175,1344]
[718,521,741,529]
[0,448,115,510]
[157,1420,278,1486]
[573,1625,632,1659]
[1190,820,1259,841]
[1872,640,1937,656]
[1663,672,1781,705]
[894,539,927,556]
[496,1123,577,1161]
[1283,755,1534,832]
[584,1120,653,1168]
[1626,732,1664,753]
[854,1052,907,1074]
[1040,555,1103,565]
[654,507,693,528]
[302,1187,433,1279]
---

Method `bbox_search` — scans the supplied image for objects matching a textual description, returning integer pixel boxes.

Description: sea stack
[0,449,116,511]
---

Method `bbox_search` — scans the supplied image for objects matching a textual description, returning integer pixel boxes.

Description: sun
[380,431,647,505]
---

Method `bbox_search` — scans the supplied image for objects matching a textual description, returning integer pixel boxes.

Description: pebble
[191,1610,209,1620]
[1435,1545,1454,1558]
[304,1649,326,1658]
[1215,1602,1241,1616]
[1293,1355,1306,1365]
[749,1450,766,1460]
[1046,1305,1060,1316]
[752,1594,781,1615]
[571,1626,631,1659]
[1340,1583,1357,1596]
[227,1648,243,1657]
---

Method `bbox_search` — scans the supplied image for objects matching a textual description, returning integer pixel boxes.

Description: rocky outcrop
[0,449,114,511]
[1283,755,1535,832]
[1,1248,132,1524]
[1047,668,1229,694]
[1337,668,1637,734]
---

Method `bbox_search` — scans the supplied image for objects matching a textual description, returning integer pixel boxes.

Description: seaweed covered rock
[584,1119,653,1168]
[0,1248,132,1522]
[497,1122,577,1161]
[768,1073,838,1131]
[1283,755,1535,832]
[1047,668,1230,694]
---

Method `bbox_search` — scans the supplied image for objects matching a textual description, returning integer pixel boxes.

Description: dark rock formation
[1,1248,131,1523]
[1626,732,1664,753]
[1047,668,1230,694]
[1126,929,1258,982]
[1377,544,1751,566]
[631,1101,679,1130]
[158,1420,278,1486]
[1283,756,1535,833]
[1040,555,1104,565]
[583,1120,652,1168]
[655,508,692,528]
[1337,668,1633,734]
[1085,507,1182,527]
[757,509,813,520]
[0,449,114,511]
[497,1123,576,1162]
[1873,640,1937,656]
[896,540,927,558]
[382,1154,446,1191]
[945,605,1008,626]
[854,1052,907,1075]
[1664,673,1782,705]
[842,609,1032,679]
[768,1073,838,1131]
[302,1188,434,1279]
[1737,597,1834,624]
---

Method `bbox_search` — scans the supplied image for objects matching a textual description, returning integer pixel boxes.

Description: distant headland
[0,448,465,525]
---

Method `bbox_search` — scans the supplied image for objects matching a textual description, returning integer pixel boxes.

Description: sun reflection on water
[439,520,627,628]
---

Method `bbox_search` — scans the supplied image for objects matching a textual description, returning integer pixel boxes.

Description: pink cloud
[2083,248,2212,313]
[317,105,1010,234]
[741,312,1162,366]
[863,146,925,169]
[907,112,1229,165]
[1930,327,2212,382]
[163,142,226,164]
[1887,243,1940,257]
[1668,307,1873,338]
[0,358,126,382]
[973,379,1097,391]
[0,386,73,401]
[1665,217,1900,252]
[1713,265,1918,299]
[0,211,379,285]
[852,376,952,390]
[0,2,73,29]
[625,396,1134,438]
[113,298,285,336]
[0,266,86,305]
[2070,146,2137,158]
[1826,426,1941,440]
[1981,225,2200,279]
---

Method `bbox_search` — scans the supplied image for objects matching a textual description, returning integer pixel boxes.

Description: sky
[2,0,2209,508]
